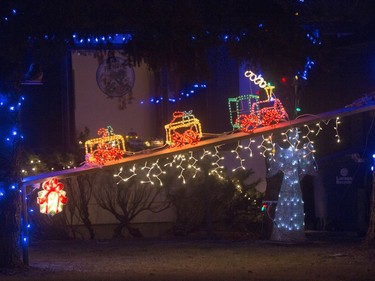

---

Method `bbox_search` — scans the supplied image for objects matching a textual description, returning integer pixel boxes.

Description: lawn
[1,232,374,281]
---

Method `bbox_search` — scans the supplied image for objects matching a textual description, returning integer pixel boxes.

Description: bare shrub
[65,175,95,239]
[94,169,171,238]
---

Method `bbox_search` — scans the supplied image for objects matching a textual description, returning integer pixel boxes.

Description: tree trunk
[77,176,95,240]
[113,222,143,238]
[0,188,23,268]
[365,172,375,245]
[0,105,24,268]
[126,225,143,238]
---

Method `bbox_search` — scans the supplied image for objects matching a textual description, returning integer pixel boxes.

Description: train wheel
[236,114,259,133]
[261,109,280,127]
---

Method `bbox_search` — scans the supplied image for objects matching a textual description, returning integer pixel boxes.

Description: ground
[1,231,374,281]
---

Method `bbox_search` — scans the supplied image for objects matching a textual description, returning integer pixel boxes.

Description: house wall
[71,50,158,140]
[70,50,177,238]
[67,51,269,239]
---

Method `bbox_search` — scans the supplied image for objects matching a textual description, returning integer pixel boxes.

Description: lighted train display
[84,71,288,165]
[235,95,288,133]
[229,71,288,133]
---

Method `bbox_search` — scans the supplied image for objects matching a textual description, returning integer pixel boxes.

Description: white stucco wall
[71,50,157,140]
[65,54,268,238]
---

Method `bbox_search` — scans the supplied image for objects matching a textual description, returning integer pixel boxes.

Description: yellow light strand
[231,141,246,172]
[176,155,187,184]
[243,138,256,158]
[315,122,323,136]
[209,146,225,180]
[114,165,137,184]
[334,117,341,143]
[258,135,273,157]
[164,154,188,184]
[281,128,300,149]
[140,160,165,186]
[188,151,200,178]
[164,155,178,168]
[302,125,316,158]
[200,149,212,159]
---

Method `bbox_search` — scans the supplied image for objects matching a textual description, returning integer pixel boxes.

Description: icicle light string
[315,118,341,142]
[209,146,225,180]
[258,135,273,157]
[200,149,212,160]
[243,138,256,158]
[302,117,341,143]
[302,125,316,158]
[140,160,165,186]
[281,128,301,149]
[279,125,318,160]
[295,114,341,139]
[188,151,200,178]
[176,155,188,184]
[315,122,323,136]
[164,154,179,168]
[334,117,341,143]
[112,117,342,187]
[114,165,137,184]
[163,152,201,184]
[164,154,188,184]
[231,141,246,172]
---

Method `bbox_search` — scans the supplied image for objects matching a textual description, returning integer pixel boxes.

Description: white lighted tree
[267,128,316,242]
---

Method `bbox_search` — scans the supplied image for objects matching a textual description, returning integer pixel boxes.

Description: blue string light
[2,8,17,22]
[1,95,25,145]
[0,182,4,197]
[296,57,315,80]
[306,32,322,46]
[72,33,133,46]
[295,29,319,80]
[72,30,255,47]
[140,83,207,105]
[0,93,25,199]
[72,32,247,46]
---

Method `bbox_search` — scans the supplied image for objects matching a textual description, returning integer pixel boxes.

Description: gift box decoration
[164,111,202,147]
[37,178,67,216]
[85,126,126,165]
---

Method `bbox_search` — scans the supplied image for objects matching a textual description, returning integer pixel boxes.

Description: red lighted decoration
[164,111,203,148]
[237,98,288,133]
[236,71,288,133]
[85,126,126,166]
[37,178,67,216]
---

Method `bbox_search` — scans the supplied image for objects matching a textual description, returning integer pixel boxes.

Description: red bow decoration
[171,129,200,148]
[37,178,67,215]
